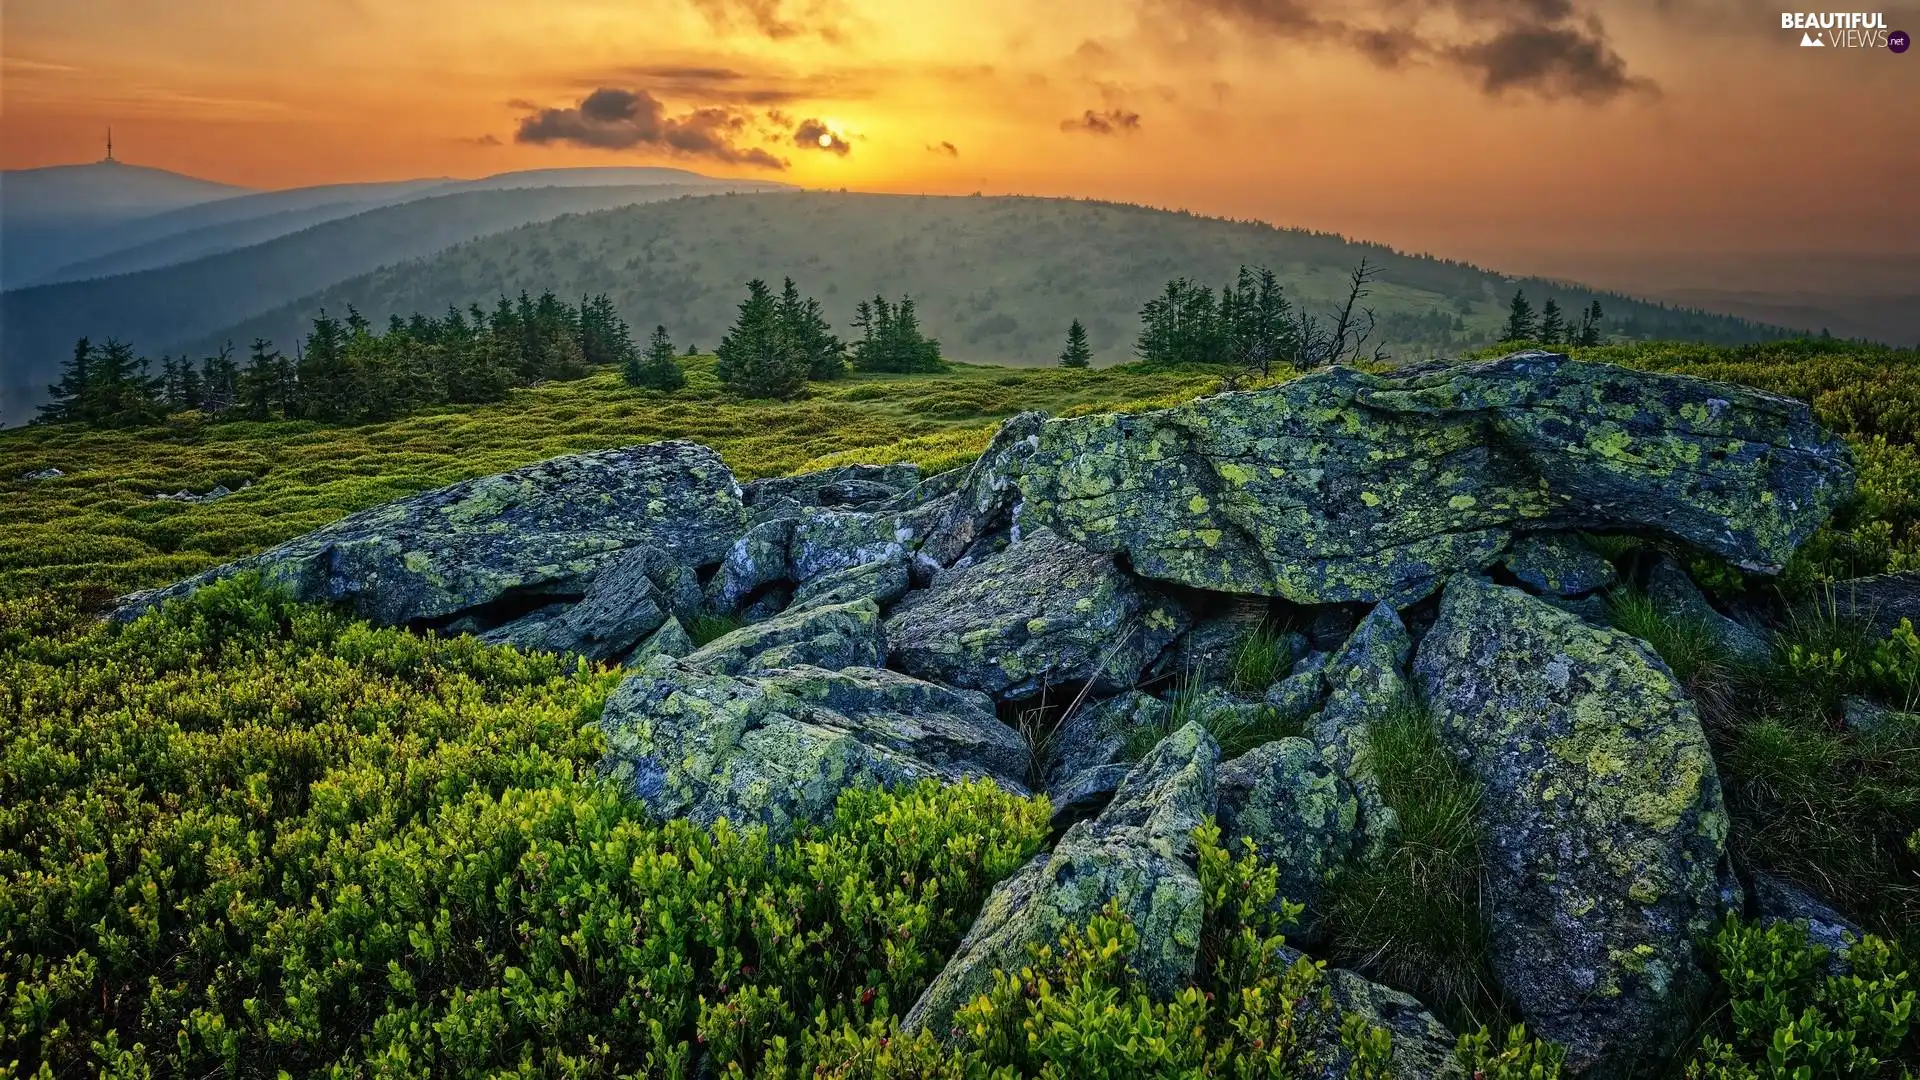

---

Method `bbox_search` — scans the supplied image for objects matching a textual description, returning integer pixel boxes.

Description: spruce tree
[715,279,806,399]
[1058,319,1092,368]
[626,325,686,391]
[1499,289,1537,343]
[240,339,285,419]
[1575,301,1605,346]
[1537,298,1566,345]
[38,338,95,424]
[777,278,845,380]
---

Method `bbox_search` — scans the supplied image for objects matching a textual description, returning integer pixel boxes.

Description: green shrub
[0,577,1050,1077]
[1685,918,1917,1078]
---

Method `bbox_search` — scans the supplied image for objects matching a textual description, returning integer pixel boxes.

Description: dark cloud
[1157,0,1653,101]
[927,140,960,156]
[685,0,844,41]
[1061,108,1143,135]
[462,133,504,147]
[515,88,787,168]
[793,117,851,154]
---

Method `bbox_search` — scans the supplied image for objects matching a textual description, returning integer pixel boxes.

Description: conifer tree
[626,325,687,391]
[38,338,95,423]
[1058,319,1092,368]
[1537,298,1566,345]
[1499,289,1538,343]
[1575,301,1605,346]
[716,279,807,399]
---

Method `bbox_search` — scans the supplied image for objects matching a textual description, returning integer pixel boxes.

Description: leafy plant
[1686,918,1917,1078]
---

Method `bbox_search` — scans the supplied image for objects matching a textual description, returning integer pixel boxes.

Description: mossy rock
[904,721,1218,1038]
[680,598,885,676]
[1216,737,1361,945]
[1018,353,1853,604]
[113,441,749,626]
[1414,575,1735,1077]
[885,529,1189,701]
[599,659,1028,834]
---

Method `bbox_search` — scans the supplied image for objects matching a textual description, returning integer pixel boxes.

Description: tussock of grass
[684,612,746,647]
[1122,678,1301,761]
[1324,694,1497,1028]
[1227,621,1296,694]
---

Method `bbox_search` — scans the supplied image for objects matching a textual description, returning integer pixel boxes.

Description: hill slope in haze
[201,192,1783,371]
[23,166,787,286]
[0,184,783,424]
[0,161,256,285]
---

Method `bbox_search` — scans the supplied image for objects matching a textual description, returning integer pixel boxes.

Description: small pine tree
[1058,319,1092,368]
[1499,289,1537,343]
[38,338,95,424]
[626,325,687,391]
[1537,299,1566,345]
[715,279,807,399]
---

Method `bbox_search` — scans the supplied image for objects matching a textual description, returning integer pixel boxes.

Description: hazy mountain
[185,191,1782,375]
[0,183,787,423]
[0,161,254,285]
[23,166,793,287]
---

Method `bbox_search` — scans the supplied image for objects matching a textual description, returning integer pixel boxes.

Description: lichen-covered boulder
[680,599,885,676]
[1312,603,1413,859]
[1265,668,1330,729]
[904,722,1218,1038]
[1644,555,1771,667]
[787,553,911,613]
[1018,353,1853,604]
[1216,738,1360,942]
[1414,575,1734,1077]
[1503,533,1617,597]
[113,442,750,625]
[1043,691,1168,829]
[477,545,697,660]
[742,462,921,510]
[916,411,1046,568]
[885,529,1189,701]
[1285,952,1465,1080]
[1750,871,1861,974]
[709,518,796,613]
[599,660,1027,833]
[627,616,694,665]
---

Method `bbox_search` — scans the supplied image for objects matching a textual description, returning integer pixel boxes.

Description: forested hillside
[202,194,1783,373]
[0,184,783,424]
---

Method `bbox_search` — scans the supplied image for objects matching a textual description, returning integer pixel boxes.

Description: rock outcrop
[884,529,1189,700]
[1216,737,1360,941]
[113,442,749,630]
[904,721,1217,1038]
[1415,575,1734,1077]
[1502,533,1617,597]
[600,659,1028,833]
[1019,352,1852,604]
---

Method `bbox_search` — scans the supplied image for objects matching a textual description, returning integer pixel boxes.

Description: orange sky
[3,0,1916,264]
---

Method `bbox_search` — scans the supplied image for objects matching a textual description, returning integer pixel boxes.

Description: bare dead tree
[1323,257,1386,367]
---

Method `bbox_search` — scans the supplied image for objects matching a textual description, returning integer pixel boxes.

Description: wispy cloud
[1061,108,1142,135]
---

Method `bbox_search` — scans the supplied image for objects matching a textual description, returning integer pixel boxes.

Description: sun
[817,131,835,148]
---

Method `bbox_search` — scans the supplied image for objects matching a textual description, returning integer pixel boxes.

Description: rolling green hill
[192,191,1783,374]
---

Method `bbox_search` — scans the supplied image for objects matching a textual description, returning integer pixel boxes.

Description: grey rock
[916,411,1047,568]
[1019,352,1854,603]
[904,721,1218,1038]
[1751,871,1861,973]
[481,545,689,660]
[20,467,63,481]
[599,659,1027,835]
[681,599,885,676]
[1814,572,1920,640]
[1265,669,1330,729]
[885,529,1189,701]
[1216,737,1361,943]
[1415,575,1733,1078]
[114,442,749,626]
[788,553,911,613]
[743,463,921,509]
[1840,696,1916,736]
[1312,603,1414,860]
[709,518,796,614]
[1503,533,1617,597]
[1645,555,1771,667]
[626,616,694,665]
[1284,952,1465,1080]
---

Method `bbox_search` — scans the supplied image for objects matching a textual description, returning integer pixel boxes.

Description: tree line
[37,291,645,428]
[1499,289,1605,347]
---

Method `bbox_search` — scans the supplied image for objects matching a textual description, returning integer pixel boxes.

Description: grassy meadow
[3,341,1918,1077]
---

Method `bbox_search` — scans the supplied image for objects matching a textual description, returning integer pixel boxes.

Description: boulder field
[113,352,1856,1076]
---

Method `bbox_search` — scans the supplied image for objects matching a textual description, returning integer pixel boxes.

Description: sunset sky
[3,0,1915,269]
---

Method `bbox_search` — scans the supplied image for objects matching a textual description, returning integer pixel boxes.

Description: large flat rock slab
[1018,352,1853,604]
[112,442,749,627]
